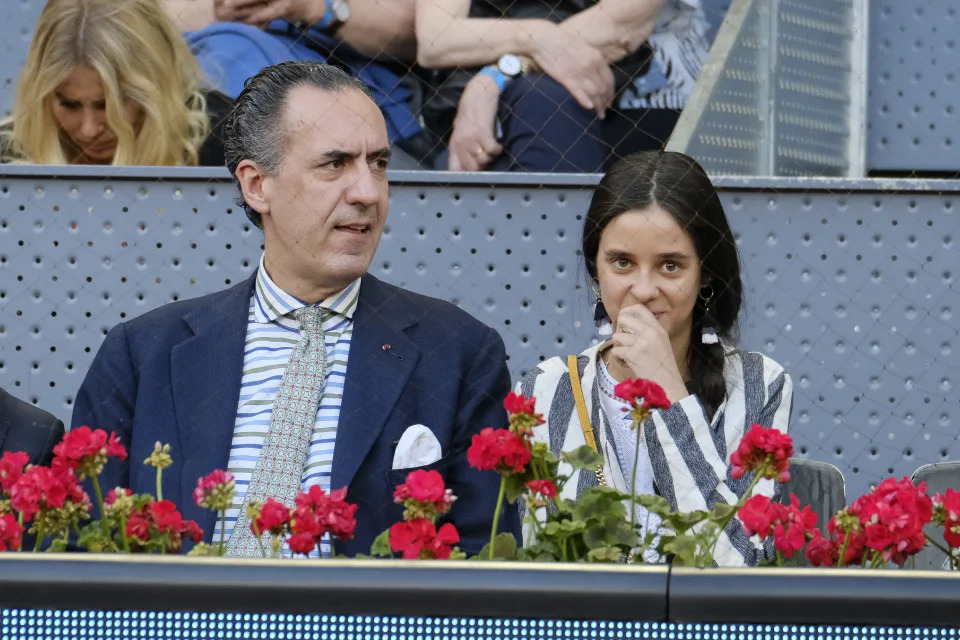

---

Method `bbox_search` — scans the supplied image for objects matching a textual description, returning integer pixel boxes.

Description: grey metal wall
[0,168,958,500]
[867,0,960,174]
[1,0,44,118]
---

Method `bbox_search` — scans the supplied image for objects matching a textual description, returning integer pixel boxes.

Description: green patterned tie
[227,306,328,557]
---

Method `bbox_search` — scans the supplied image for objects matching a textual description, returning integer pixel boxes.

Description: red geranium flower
[771,495,818,558]
[287,531,318,556]
[126,512,151,543]
[52,426,127,478]
[467,427,531,474]
[0,451,29,494]
[934,489,960,548]
[504,392,538,417]
[193,469,236,511]
[252,497,291,537]
[394,469,446,504]
[126,500,202,552]
[729,424,793,483]
[856,477,932,566]
[525,479,557,500]
[389,517,460,559]
[503,393,545,434]
[804,530,836,567]
[182,519,204,544]
[393,469,455,518]
[427,523,460,560]
[613,378,671,411]
[290,485,358,544]
[0,513,23,551]
[316,488,358,541]
[738,494,778,538]
[148,500,183,533]
[739,494,817,559]
[9,465,89,522]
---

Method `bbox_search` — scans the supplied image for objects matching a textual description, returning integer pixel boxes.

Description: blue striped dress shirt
[213,254,359,557]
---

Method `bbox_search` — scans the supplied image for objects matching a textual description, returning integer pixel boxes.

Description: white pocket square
[392,424,443,470]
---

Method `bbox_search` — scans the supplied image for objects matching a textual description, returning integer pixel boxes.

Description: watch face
[333,0,350,22]
[498,54,523,77]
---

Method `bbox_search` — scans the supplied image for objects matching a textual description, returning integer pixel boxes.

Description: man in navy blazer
[72,61,519,556]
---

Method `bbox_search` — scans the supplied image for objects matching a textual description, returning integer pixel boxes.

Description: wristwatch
[478,54,524,92]
[497,54,523,79]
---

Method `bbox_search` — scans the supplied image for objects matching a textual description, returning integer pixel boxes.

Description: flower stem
[629,416,642,527]
[330,538,337,559]
[90,474,109,539]
[251,522,267,558]
[488,476,507,560]
[119,513,131,553]
[33,526,44,552]
[156,467,163,502]
[775,550,784,566]
[924,533,955,568]
[218,509,227,556]
[837,532,851,568]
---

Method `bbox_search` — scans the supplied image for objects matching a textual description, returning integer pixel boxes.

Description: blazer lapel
[331,275,419,491]
[170,276,254,536]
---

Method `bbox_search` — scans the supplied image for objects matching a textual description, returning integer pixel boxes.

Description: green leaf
[573,486,628,521]
[663,534,699,566]
[561,446,604,471]
[587,546,624,562]
[709,503,738,522]
[369,528,394,558]
[473,532,518,560]
[661,509,710,534]
[516,540,561,562]
[504,474,529,504]
[635,493,672,515]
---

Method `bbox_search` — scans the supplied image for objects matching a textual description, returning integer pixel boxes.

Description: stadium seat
[911,462,960,570]
[779,458,846,535]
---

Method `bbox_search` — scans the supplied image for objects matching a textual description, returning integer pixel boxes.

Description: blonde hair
[4,0,210,166]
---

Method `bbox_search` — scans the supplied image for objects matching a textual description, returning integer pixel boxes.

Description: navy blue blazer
[72,273,520,555]
[1,387,64,466]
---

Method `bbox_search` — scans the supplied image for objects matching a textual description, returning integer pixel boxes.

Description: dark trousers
[489,73,681,173]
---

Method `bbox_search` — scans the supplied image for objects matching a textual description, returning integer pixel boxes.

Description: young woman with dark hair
[518,150,793,566]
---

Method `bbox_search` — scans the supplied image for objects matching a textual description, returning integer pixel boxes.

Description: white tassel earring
[700,284,719,345]
[592,281,613,336]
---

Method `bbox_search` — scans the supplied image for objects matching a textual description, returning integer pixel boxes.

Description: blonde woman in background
[1,0,232,166]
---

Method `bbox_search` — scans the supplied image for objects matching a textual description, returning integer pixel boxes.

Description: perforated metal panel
[0,168,957,501]
[668,0,864,177]
[867,0,960,174]
[0,0,43,118]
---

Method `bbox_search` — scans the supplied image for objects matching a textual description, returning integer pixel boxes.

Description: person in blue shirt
[161,0,429,166]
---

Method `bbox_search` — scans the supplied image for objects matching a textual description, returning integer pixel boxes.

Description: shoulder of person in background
[197,90,235,167]
[0,386,65,466]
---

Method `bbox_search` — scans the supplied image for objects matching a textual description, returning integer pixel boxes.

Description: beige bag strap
[567,355,598,453]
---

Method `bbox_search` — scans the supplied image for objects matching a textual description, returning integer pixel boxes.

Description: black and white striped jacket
[518,342,793,567]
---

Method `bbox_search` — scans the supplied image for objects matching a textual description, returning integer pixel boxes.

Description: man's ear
[235,159,271,219]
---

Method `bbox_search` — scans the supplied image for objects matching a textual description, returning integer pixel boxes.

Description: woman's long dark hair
[582,151,742,418]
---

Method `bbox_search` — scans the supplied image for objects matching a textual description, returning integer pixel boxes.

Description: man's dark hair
[222,61,376,229]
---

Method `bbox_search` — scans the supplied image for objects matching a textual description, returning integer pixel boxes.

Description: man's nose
[344,164,381,207]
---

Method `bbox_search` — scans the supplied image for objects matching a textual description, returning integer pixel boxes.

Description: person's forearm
[562,0,663,63]
[334,0,418,61]
[416,12,549,68]
[162,0,217,32]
